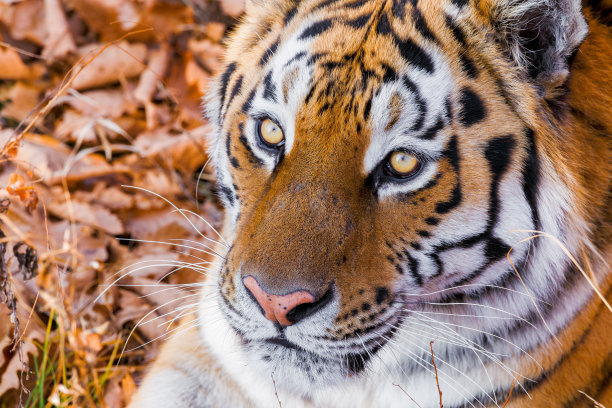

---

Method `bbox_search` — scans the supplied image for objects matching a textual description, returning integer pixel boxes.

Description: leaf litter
[0,0,242,405]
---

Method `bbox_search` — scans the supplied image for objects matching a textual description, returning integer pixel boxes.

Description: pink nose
[243,276,316,326]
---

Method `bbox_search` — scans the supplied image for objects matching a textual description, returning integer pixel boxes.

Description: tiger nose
[242,276,330,326]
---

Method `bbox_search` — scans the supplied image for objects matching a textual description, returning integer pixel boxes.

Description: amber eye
[257,118,285,147]
[386,151,421,178]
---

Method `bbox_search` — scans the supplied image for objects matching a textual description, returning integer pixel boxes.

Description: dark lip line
[265,336,303,351]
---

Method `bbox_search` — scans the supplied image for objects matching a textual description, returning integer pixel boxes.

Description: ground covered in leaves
[0,0,240,405]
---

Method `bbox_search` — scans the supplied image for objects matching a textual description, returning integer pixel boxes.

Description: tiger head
[200,0,600,403]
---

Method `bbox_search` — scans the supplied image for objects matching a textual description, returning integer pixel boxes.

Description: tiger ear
[486,0,588,98]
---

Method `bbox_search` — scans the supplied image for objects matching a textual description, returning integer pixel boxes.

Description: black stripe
[435,135,462,214]
[405,251,423,285]
[299,18,334,39]
[345,13,372,29]
[391,0,414,20]
[450,0,468,7]
[445,15,467,46]
[283,6,298,25]
[306,52,328,65]
[225,131,232,158]
[445,135,516,286]
[241,88,256,113]
[402,76,427,131]
[284,51,307,68]
[395,34,434,73]
[375,11,392,35]
[420,117,445,140]
[425,217,439,225]
[411,7,438,43]
[458,87,486,127]
[445,97,453,121]
[227,75,244,109]
[218,62,237,121]
[521,128,541,230]
[344,0,369,9]
[259,38,280,66]
[482,136,515,253]
[217,183,236,206]
[263,71,277,102]
[459,54,478,78]
[444,16,479,78]
[237,123,263,166]
[311,0,337,12]
[363,97,372,120]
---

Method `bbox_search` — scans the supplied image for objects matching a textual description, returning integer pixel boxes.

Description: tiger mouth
[256,336,378,375]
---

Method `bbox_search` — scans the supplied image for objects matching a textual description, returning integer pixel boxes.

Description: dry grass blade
[510,230,612,313]
[1,27,153,156]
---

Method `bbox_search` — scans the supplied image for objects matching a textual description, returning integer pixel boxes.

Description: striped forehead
[244,25,319,155]
[247,9,456,156]
[364,46,455,174]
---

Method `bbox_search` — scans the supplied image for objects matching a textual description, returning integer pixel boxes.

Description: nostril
[285,288,334,325]
[242,275,333,326]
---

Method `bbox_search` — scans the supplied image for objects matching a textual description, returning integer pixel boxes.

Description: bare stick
[393,383,423,408]
[501,374,520,407]
[430,341,443,408]
[271,371,282,408]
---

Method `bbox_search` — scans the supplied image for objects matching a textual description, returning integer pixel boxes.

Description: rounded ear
[486,0,588,98]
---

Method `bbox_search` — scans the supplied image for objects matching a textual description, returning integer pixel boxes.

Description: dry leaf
[1,132,130,183]
[122,373,137,404]
[188,38,224,74]
[6,173,39,212]
[0,82,42,122]
[103,374,125,408]
[123,208,207,241]
[0,48,32,80]
[47,199,124,235]
[62,89,138,119]
[218,0,244,18]
[69,0,141,41]
[184,57,211,94]
[42,0,77,59]
[71,42,147,91]
[204,22,227,42]
[133,126,209,173]
[0,0,46,46]
[74,184,134,211]
[134,45,170,106]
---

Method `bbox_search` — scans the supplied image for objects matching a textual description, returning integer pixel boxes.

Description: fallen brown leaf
[71,42,147,91]
[42,0,77,59]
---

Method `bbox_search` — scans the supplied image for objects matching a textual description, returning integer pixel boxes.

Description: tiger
[127,0,612,406]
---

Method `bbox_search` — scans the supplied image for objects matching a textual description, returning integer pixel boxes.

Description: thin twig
[271,371,282,408]
[393,383,423,408]
[501,374,520,408]
[430,341,443,408]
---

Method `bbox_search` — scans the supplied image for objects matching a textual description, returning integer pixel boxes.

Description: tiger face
[200,0,596,403]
